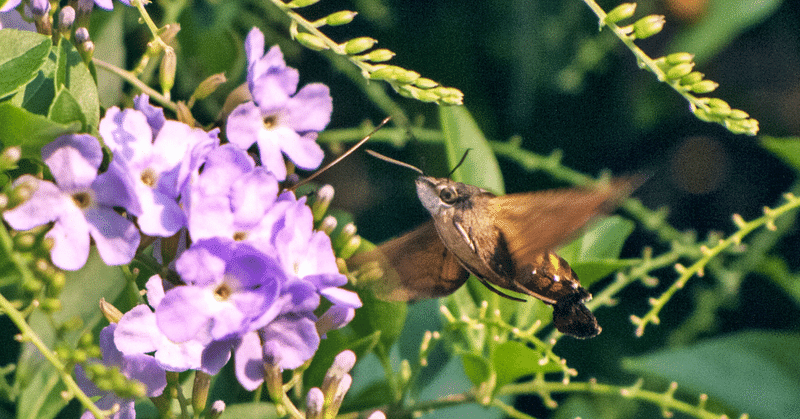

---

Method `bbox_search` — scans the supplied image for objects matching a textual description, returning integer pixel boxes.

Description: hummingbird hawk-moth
[351,151,638,339]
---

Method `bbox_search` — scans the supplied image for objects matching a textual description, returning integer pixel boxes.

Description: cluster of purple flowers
[3,27,360,415]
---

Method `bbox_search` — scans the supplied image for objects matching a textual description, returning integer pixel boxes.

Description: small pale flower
[226,28,332,180]
[99,104,219,236]
[3,134,140,270]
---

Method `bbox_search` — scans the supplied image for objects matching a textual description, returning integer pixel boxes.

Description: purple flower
[155,238,284,346]
[75,324,167,419]
[3,134,140,271]
[184,144,290,244]
[272,196,361,309]
[226,28,332,180]
[99,104,219,236]
[113,276,206,372]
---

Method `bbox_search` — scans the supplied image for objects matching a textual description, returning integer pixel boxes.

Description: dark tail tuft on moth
[552,289,602,339]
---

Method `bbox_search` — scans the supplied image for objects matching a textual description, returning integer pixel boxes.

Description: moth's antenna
[365,149,424,175]
[289,117,391,191]
[446,149,471,178]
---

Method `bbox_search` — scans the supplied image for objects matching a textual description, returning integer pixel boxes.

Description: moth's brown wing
[349,221,469,302]
[488,178,636,267]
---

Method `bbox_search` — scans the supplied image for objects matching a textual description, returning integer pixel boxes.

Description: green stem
[0,296,105,418]
[92,58,178,113]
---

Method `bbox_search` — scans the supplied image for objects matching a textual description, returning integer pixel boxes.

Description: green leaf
[0,29,51,98]
[668,0,783,64]
[348,289,407,350]
[760,136,800,173]
[48,87,87,129]
[438,105,504,193]
[622,331,800,419]
[16,248,126,419]
[461,353,491,386]
[0,103,81,159]
[493,341,562,388]
[558,216,637,287]
[54,38,99,130]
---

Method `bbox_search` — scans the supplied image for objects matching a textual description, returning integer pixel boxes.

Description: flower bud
[633,15,665,39]
[99,298,124,323]
[338,236,362,260]
[727,109,749,120]
[665,52,694,65]
[58,6,76,35]
[158,23,181,46]
[41,297,62,313]
[75,27,91,44]
[193,73,227,101]
[369,65,396,81]
[344,37,377,55]
[367,411,387,419]
[604,3,636,25]
[690,80,718,94]
[706,98,731,116]
[362,48,395,62]
[325,10,357,26]
[287,0,321,7]
[317,307,356,336]
[305,387,324,419]
[414,77,439,89]
[208,401,226,419]
[31,0,50,17]
[318,215,338,235]
[0,146,21,170]
[312,184,335,221]
[679,71,704,86]
[333,223,357,250]
[192,371,211,414]
[160,48,177,98]
[666,62,694,80]
[296,33,329,51]
[328,374,352,415]
[394,69,420,84]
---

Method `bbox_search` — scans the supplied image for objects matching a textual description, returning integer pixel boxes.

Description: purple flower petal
[279,132,324,171]
[92,159,141,215]
[156,285,218,343]
[234,331,264,390]
[42,134,102,190]
[226,101,262,150]
[3,176,67,229]
[260,314,320,370]
[46,206,91,271]
[134,94,165,134]
[285,83,332,133]
[84,207,140,266]
[99,107,154,165]
[230,168,279,227]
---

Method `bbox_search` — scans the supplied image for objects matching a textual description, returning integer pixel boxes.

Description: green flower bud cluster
[604,3,665,40]
[279,0,464,105]
[654,52,759,135]
[600,3,759,135]
[1,203,66,312]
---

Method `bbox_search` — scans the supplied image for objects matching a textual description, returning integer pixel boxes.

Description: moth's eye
[439,187,458,204]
